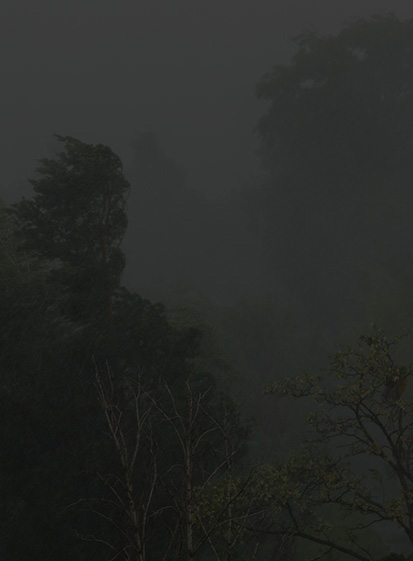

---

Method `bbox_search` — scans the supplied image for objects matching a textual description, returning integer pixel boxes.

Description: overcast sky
[2,0,413,203]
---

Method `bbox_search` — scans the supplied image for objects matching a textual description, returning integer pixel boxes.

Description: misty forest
[2,11,413,561]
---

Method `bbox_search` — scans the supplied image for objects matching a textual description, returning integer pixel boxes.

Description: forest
[1,12,413,561]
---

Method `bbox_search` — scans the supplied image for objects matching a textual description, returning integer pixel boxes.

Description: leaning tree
[11,135,130,323]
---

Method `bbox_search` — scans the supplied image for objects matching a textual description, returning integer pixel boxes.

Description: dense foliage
[1,141,252,561]
[262,329,413,559]
[11,136,130,323]
[2,13,413,561]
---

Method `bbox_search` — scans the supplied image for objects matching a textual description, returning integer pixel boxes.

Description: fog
[4,1,412,311]
[2,1,413,559]
[2,0,411,198]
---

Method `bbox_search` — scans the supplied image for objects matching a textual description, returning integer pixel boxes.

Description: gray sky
[2,0,413,203]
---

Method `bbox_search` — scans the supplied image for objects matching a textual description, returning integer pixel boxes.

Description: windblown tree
[11,135,130,323]
[2,137,255,561]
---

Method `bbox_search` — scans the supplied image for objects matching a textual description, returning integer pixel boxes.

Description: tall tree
[11,135,130,323]
[253,14,413,325]
[76,364,251,561]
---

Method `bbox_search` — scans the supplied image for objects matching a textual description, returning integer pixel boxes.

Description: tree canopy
[253,14,413,324]
[256,328,413,559]
[256,14,412,181]
[11,135,130,322]
[0,136,253,561]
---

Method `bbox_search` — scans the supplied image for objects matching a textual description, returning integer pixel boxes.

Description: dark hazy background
[2,4,413,556]
[3,1,412,197]
[2,0,413,310]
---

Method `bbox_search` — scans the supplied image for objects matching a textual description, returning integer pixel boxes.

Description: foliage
[10,135,130,322]
[0,138,252,561]
[256,14,412,180]
[70,362,252,561]
[253,14,413,324]
[255,328,413,560]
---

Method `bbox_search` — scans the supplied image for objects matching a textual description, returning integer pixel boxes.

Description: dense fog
[1,1,413,560]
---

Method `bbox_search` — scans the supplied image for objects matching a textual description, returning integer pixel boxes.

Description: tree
[124,132,207,293]
[71,364,159,561]
[255,328,413,560]
[253,14,413,324]
[256,14,412,180]
[1,138,219,561]
[153,374,250,561]
[11,135,130,323]
[73,363,252,561]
